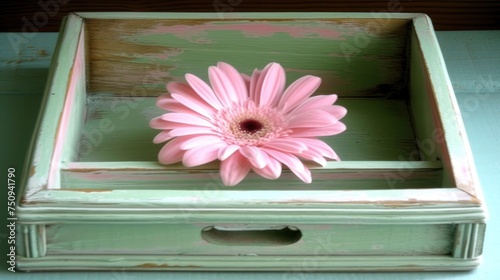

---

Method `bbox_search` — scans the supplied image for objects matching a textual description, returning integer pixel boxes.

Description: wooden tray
[16,12,487,271]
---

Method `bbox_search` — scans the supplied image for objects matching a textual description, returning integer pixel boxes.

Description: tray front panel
[44,223,455,256]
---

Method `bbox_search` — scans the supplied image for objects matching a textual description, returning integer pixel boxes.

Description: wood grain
[84,17,409,97]
[1,0,499,32]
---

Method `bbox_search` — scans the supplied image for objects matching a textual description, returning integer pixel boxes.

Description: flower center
[239,119,263,134]
[229,113,271,141]
[214,100,288,146]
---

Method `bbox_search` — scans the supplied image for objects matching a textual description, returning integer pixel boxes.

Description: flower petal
[167,82,198,98]
[239,146,270,169]
[168,127,217,137]
[241,73,251,89]
[253,156,282,180]
[182,142,226,167]
[287,110,338,128]
[295,138,339,160]
[296,104,347,122]
[208,66,235,107]
[289,94,338,115]
[262,139,307,154]
[180,135,224,150]
[251,63,274,105]
[157,95,196,115]
[220,151,251,186]
[150,117,206,130]
[260,148,312,183]
[161,113,213,127]
[217,62,248,102]
[290,122,347,137]
[259,63,285,106]
[153,131,174,144]
[322,105,348,120]
[279,75,321,113]
[158,137,191,165]
[218,144,240,161]
[260,148,304,173]
[295,165,312,184]
[150,116,169,129]
[185,73,223,110]
[299,151,327,166]
[170,93,215,118]
[248,68,261,102]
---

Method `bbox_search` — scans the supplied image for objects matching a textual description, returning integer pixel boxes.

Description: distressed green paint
[84,17,408,97]
[44,223,455,256]
[15,13,486,272]
[21,15,84,196]
[60,164,443,190]
[19,188,482,213]
[77,96,418,162]
[125,25,406,96]
[15,255,482,271]
[60,29,87,163]
[413,16,480,196]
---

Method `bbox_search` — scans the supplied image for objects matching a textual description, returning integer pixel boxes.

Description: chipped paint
[147,21,344,42]
[29,166,36,177]
[37,49,49,56]
[135,263,170,268]
[58,189,113,193]
[134,263,200,268]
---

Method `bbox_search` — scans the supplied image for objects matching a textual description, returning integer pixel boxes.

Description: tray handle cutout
[201,226,302,246]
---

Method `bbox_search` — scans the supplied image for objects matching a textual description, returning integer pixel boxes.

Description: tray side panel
[410,16,484,199]
[21,14,84,197]
[84,18,410,98]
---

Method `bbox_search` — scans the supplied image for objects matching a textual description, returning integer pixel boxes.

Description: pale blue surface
[1,30,499,279]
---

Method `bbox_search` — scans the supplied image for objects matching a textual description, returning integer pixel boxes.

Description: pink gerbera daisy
[150,62,347,186]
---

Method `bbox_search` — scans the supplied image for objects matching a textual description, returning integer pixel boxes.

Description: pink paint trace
[47,31,86,190]
[147,21,343,43]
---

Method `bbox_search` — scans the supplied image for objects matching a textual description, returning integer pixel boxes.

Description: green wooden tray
[16,12,487,271]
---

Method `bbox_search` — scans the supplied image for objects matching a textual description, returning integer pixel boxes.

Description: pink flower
[150,62,347,186]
